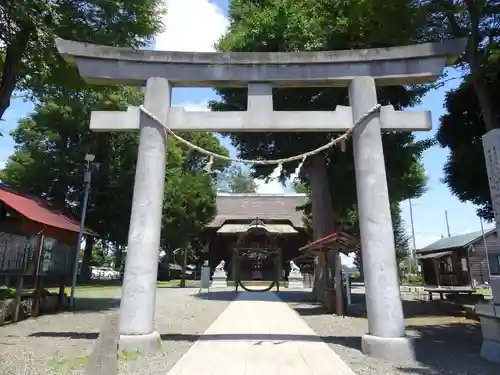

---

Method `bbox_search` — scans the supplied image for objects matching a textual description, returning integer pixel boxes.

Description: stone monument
[287,260,304,289]
[199,260,211,292]
[55,37,465,360]
[211,260,227,288]
[477,129,500,363]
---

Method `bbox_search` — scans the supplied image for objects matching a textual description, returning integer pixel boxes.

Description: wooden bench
[424,288,473,301]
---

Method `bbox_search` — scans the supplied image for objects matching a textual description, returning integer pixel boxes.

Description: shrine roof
[0,184,98,236]
[209,193,307,228]
[298,231,359,253]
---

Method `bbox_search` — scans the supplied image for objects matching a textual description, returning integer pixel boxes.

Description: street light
[69,153,95,308]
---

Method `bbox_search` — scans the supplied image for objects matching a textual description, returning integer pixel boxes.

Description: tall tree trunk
[306,154,336,303]
[472,73,499,131]
[0,27,32,120]
[180,246,188,288]
[115,245,123,270]
[80,236,94,282]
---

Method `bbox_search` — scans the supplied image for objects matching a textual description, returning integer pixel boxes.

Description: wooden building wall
[469,232,500,284]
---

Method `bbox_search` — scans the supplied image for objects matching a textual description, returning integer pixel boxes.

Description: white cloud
[175,101,210,112]
[155,1,289,194]
[155,0,229,52]
[254,179,286,194]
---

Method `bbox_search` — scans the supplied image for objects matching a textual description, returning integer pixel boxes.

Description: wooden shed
[0,184,97,320]
[416,228,500,287]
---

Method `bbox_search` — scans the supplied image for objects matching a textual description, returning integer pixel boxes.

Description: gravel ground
[281,287,499,375]
[0,287,233,375]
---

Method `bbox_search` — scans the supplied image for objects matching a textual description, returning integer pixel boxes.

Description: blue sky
[0,0,493,251]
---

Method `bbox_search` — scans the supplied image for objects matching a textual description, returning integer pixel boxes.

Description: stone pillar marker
[118,77,171,352]
[349,77,412,361]
[477,129,500,363]
[482,129,500,233]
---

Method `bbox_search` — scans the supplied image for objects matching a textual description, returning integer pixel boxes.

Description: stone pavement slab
[166,291,356,375]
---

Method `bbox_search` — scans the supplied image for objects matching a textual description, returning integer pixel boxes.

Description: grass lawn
[46,280,200,294]
[2,279,290,298]
[0,280,201,298]
[473,288,492,296]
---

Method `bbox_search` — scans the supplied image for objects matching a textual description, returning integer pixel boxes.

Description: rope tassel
[269,163,283,180]
[340,138,347,152]
[203,156,214,173]
[290,156,307,182]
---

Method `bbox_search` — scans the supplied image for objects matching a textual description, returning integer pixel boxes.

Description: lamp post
[69,153,95,308]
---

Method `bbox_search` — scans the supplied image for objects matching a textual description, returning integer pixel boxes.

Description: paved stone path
[166,291,356,375]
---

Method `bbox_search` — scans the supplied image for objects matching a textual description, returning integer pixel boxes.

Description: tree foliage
[211,0,432,224]
[420,0,500,131]
[0,0,164,121]
[217,164,257,193]
[0,88,229,256]
[437,48,500,221]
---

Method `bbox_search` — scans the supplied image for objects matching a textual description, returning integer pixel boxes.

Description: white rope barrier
[139,104,381,180]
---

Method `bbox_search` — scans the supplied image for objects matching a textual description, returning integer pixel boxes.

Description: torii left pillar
[118,77,171,352]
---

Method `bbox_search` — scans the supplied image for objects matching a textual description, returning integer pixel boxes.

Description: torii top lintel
[55,38,466,88]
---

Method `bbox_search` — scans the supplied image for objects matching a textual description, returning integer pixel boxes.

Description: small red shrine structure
[298,228,359,315]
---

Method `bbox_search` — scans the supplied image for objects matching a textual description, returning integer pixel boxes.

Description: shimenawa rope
[139,104,381,180]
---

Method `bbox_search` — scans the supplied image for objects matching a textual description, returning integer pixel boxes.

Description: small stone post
[349,77,413,361]
[118,77,171,353]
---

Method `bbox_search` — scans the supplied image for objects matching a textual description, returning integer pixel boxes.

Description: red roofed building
[0,183,97,283]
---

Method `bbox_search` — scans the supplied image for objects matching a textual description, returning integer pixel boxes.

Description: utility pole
[408,199,417,256]
[70,153,95,308]
[445,210,451,237]
[408,199,417,276]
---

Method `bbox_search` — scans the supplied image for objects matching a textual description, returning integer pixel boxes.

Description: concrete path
[165,292,356,375]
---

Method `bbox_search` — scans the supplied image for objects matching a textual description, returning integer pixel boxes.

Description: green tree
[420,0,500,131]
[217,164,257,193]
[211,0,431,301]
[1,87,144,246]
[89,244,112,267]
[1,87,229,282]
[436,48,500,221]
[0,0,164,121]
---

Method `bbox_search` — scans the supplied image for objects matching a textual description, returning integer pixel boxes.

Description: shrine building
[204,193,310,282]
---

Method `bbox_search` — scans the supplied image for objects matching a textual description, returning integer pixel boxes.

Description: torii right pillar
[349,77,410,360]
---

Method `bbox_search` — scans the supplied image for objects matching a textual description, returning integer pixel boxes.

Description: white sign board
[483,129,500,235]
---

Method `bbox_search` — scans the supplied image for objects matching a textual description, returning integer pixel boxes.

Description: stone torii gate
[55,38,465,361]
